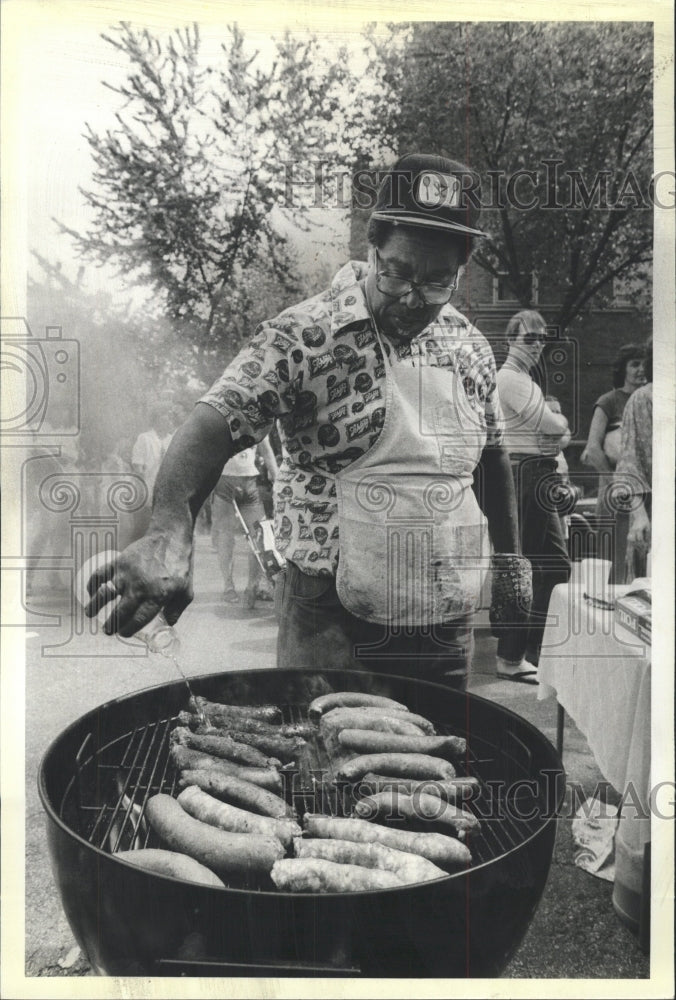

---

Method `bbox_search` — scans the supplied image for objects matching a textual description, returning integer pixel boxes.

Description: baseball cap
[371,152,484,238]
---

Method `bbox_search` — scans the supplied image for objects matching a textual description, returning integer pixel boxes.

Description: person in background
[256,423,282,520]
[581,343,645,562]
[543,394,576,545]
[614,339,653,581]
[131,405,174,536]
[211,436,278,608]
[495,310,572,682]
[25,401,82,597]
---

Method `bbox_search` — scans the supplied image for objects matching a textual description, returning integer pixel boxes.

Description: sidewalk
[23,534,649,979]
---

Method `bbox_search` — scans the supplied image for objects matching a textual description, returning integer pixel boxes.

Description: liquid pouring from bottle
[75,552,206,724]
[139,614,206,725]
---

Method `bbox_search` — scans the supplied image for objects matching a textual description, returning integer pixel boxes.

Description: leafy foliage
[59,23,359,382]
[365,21,653,329]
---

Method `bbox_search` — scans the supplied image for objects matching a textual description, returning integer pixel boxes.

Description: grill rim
[38,666,565,900]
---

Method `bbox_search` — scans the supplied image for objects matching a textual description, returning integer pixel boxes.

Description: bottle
[73,550,181,654]
[74,550,200,711]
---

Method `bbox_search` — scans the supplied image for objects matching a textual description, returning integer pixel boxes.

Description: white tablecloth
[538,580,651,916]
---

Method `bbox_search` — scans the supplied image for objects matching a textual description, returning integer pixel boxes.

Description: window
[492,271,538,305]
[611,275,638,308]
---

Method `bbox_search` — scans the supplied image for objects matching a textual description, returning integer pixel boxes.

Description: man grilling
[86,152,531,689]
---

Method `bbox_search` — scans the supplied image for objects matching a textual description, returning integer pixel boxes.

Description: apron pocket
[336,514,489,626]
[287,561,336,606]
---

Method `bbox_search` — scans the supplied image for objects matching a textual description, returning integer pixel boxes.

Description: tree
[59,23,360,383]
[365,21,653,331]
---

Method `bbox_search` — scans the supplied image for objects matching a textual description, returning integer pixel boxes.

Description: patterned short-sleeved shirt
[615,383,652,496]
[201,260,504,575]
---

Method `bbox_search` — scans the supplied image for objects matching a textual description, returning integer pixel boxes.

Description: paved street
[21,532,649,981]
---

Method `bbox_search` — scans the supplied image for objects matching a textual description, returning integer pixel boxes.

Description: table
[538,578,651,945]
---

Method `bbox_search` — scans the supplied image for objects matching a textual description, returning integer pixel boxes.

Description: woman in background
[581,343,645,565]
[614,340,653,581]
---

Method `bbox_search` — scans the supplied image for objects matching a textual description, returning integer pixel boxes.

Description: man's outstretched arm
[85,403,235,636]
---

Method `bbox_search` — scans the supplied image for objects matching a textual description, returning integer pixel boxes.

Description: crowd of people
[68,150,652,688]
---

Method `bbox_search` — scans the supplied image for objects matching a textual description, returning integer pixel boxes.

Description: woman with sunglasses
[493,310,572,682]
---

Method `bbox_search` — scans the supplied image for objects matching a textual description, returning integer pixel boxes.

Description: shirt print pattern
[201,261,504,575]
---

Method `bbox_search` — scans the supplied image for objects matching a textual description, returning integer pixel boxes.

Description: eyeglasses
[523,331,547,345]
[373,247,459,305]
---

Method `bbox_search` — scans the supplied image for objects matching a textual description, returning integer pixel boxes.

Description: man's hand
[84,531,194,637]
[83,403,237,638]
[537,432,562,455]
[627,502,651,553]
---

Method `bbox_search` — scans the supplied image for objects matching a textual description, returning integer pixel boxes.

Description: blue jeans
[497,456,571,666]
[275,561,473,689]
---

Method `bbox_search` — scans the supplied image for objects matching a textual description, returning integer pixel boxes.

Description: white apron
[335,330,489,626]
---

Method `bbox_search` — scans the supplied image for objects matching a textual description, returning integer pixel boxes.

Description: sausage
[352,790,480,836]
[320,707,435,736]
[114,848,225,888]
[338,729,466,759]
[171,726,281,769]
[303,814,471,870]
[192,696,281,723]
[177,785,302,849]
[178,713,307,761]
[170,745,282,794]
[359,773,480,804]
[308,692,409,720]
[195,712,312,740]
[295,837,446,884]
[178,769,296,819]
[335,753,456,784]
[201,724,303,763]
[271,858,402,893]
[318,709,425,738]
[145,794,284,878]
[225,729,305,764]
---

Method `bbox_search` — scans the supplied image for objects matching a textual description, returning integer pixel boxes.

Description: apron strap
[362,281,395,371]
[373,325,395,370]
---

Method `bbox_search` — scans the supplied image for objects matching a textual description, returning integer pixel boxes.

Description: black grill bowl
[38,668,565,977]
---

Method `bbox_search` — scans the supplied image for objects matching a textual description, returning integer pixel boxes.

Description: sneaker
[223,588,240,604]
[496,656,539,685]
[254,585,274,602]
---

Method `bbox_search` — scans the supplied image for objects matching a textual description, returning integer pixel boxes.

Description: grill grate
[63,701,547,879]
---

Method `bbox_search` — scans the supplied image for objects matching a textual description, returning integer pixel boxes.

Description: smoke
[26,267,202,468]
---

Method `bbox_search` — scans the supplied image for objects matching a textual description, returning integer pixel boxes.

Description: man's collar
[330,261,372,335]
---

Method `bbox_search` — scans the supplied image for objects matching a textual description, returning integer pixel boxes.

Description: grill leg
[556,702,565,760]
